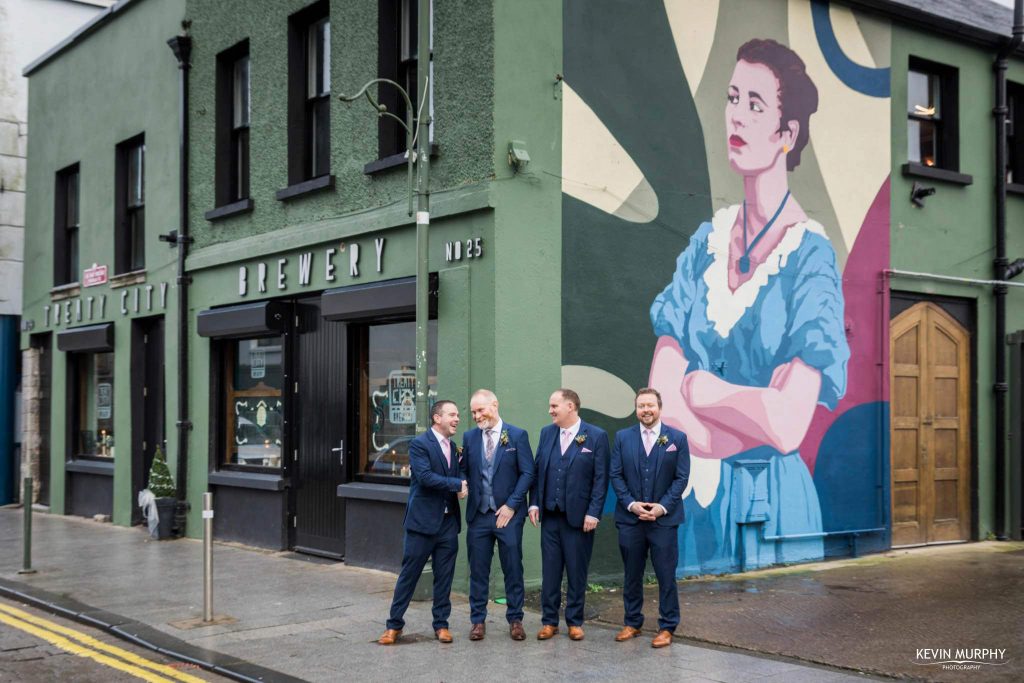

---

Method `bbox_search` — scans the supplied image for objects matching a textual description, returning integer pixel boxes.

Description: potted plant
[146,445,177,540]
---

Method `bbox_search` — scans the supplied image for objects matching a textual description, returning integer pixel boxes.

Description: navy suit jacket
[529,420,610,529]
[609,423,690,527]
[460,422,535,524]
[404,430,463,536]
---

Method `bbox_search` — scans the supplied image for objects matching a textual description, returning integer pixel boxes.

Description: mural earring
[783,144,790,153]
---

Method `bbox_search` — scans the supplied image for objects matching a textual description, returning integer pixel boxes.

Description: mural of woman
[649,38,850,574]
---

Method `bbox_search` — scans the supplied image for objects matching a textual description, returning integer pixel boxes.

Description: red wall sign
[83,264,108,287]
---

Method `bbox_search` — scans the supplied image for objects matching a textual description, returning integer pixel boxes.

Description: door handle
[922,416,933,425]
[331,440,344,468]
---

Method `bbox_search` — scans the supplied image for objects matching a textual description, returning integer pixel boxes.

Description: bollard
[19,478,36,575]
[203,492,213,622]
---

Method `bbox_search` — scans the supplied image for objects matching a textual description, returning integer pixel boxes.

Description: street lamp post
[339,0,432,433]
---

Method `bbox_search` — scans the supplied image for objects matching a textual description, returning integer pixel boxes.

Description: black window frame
[907,57,959,172]
[286,1,331,186]
[1008,80,1024,187]
[54,163,80,286]
[214,333,289,474]
[215,40,251,209]
[377,0,419,161]
[114,134,145,274]
[67,350,116,462]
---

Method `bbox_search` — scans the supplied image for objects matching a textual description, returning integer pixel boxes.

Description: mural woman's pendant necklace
[740,189,791,274]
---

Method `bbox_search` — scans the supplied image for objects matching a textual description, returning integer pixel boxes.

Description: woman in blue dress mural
[649,39,849,575]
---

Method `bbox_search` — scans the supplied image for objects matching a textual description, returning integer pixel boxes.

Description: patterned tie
[442,438,451,468]
[560,429,572,455]
[643,429,654,457]
[485,429,495,465]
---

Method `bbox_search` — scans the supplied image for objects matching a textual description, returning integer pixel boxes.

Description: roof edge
[23,0,145,77]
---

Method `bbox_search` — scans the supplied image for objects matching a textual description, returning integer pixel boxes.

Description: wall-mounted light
[911,181,936,208]
[508,140,530,173]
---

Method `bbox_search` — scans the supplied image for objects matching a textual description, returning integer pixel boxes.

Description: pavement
[0,508,1016,682]
[576,541,1024,683]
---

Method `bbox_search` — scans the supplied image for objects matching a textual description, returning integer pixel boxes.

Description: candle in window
[100,429,107,456]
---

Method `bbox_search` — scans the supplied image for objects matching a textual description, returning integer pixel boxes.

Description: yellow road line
[0,603,206,683]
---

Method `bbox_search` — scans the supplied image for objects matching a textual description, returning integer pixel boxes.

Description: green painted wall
[20,0,185,522]
[890,24,1024,538]
[185,0,494,250]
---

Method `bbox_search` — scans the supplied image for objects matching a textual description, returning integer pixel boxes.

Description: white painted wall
[0,0,112,316]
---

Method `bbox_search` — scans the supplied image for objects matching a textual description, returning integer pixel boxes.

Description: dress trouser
[617,520,680,632]
[540,509,595,627]
[386,513,459,631]
[467,511,526,624]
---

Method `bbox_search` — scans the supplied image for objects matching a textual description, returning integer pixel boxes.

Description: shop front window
[357,320,437,482]
[74,352,115,458]
[224,337,284,468]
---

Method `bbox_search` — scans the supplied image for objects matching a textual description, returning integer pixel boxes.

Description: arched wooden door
[890,302,971,546]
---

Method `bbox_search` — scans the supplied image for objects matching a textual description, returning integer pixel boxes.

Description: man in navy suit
[528,388,609,641]
[460,389,535,641]
[609,387,690,648]
[379,400,467,645]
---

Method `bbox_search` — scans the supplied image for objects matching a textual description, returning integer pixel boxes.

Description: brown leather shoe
[509,621,526,640]
[536,624,559,640]
[568,625,585,641]
[469,623,485,641]
[378,629,402,645]
[651,629,673,648]
[435,627,453,643]
[615,625,642,642]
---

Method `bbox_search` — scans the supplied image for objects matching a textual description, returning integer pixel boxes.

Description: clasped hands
[629,501,665,522]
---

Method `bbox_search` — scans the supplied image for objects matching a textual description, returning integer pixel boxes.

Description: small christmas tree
[147,445,176,499]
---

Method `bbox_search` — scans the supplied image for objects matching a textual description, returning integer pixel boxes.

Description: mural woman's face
[725,59,792,177]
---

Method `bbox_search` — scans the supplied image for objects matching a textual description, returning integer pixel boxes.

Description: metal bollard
[203,492,213,622]
[19,478,36,575]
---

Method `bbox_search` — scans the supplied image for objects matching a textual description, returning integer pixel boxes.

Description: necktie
[643,429,654,456]
[485,430,495,465]
[442,438,451,468]
[560,429,572,455]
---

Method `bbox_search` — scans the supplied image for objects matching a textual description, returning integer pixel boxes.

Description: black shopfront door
[291,297,348,559]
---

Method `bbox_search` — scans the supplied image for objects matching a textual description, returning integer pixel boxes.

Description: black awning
[197,301,289,338]
[321,274,438,322]
[56,323,114,352]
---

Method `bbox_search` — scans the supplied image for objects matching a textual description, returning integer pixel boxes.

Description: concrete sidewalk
[578,541,1024,683]
[0,510,875,682]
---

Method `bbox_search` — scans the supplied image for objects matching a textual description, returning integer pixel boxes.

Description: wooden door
[890,302,971,546]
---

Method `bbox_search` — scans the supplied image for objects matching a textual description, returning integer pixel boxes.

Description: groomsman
[528,389,609,641]
[379,401,467,645]
[608,388,689,648]
[460,389,535,641]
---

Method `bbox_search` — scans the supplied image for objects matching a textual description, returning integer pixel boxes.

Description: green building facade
[20,0,1024,590]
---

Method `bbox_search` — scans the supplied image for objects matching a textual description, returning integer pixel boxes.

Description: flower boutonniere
[499,429,510,447]
[656,434,669,447]
[455,445,464,458]
[574,433,587,446]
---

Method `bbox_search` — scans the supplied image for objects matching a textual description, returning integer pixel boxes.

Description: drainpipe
[168,31,192,532]
[994,0,1023,541]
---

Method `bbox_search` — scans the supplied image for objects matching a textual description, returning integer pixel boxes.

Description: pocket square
[666,444,678,452]
[505,447,517,452]
[581,447,593,454]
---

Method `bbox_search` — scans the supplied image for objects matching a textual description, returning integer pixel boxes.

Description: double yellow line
[0,602,207,683]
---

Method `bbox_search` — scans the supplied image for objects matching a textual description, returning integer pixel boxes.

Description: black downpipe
[168,32,192,533]
[994,0,1023,541]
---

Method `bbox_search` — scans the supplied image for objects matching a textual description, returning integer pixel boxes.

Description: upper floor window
[907,58,959,171]
[1008,81,1024,185]
[115,135,145,274]
[54,164,80,286]
[287,2,330,185]
[378,0,419,160]
[216,41,251,206]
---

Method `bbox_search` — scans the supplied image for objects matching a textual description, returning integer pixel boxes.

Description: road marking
[0,603,206,683]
